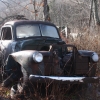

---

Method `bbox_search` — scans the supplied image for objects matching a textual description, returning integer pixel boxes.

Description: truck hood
[15,37,62,51]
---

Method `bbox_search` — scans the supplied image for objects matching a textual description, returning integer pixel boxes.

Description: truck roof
[4,20,55,26]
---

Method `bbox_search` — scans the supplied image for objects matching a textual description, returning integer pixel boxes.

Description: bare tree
[43,0,51,22]
[0,0,46,24]
[93,0,100,25]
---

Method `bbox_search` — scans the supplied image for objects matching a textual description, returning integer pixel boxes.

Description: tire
[10,66,29,99]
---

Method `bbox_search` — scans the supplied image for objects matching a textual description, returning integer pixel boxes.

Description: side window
[1,27,12,40]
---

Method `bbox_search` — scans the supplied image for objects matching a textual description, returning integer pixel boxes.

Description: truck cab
[0,20,62,62]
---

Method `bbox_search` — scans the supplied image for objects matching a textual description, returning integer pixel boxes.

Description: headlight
[33,52,43,63]
[91,53,99,62]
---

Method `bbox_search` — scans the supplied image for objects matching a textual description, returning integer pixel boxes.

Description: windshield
[16,24,41,38]
[40,24,59,38]
[16,24,59,38]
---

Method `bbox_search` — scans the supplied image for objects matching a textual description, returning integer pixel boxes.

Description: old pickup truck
[0,20,99,98]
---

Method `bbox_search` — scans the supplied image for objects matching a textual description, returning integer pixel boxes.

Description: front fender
[6,50,51,76]
[6,50,39,75]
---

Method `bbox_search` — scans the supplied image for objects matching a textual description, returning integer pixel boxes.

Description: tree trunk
[93,0,100,25]
[43,0,51,22]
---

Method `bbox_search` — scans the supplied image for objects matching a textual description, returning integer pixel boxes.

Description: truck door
[0,27,13,61]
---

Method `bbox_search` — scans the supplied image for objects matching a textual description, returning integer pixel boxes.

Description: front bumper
[29,75,99,84]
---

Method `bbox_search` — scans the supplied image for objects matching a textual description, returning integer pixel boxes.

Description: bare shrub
[73,33,100,53]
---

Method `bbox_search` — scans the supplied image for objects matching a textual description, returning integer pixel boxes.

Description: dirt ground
[0,85,11,100]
